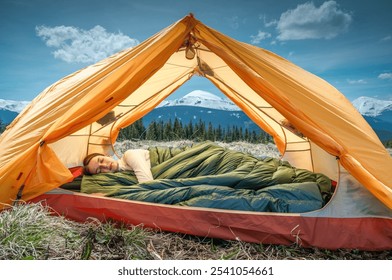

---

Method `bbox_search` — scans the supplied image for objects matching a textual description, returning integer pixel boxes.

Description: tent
[1,14,391,250]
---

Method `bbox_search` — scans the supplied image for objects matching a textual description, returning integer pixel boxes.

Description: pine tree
[0,119,5,134]
[185,121,194,139]
[244,128,249,142]
[207,122,214,141]
[215,125,223,141]
[173,117,183,140]
[163,119,173,141]
[146,121,158,140]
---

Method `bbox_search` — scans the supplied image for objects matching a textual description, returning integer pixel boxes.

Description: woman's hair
[83,153,104,175]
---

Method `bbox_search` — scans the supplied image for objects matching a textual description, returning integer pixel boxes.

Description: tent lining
[165,62,194,69]
[285,148,311,153]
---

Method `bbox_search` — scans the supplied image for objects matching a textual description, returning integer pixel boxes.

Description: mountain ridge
[1,91,391,115]
[352,96,392,117]
[1,92,391,141]
[158,90,240,111]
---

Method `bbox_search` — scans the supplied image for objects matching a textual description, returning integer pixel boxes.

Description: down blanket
[81,141,332,213]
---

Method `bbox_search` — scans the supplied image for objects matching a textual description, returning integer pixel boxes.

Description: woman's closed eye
[96,157,103,173]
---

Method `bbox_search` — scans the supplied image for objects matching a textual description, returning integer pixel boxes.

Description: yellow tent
[1,14,391,249]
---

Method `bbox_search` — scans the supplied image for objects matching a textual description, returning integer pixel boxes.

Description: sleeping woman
[83,149,154,182]
[81,141,332,213]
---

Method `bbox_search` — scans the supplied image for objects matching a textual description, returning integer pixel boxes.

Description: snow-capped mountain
[0,99,29,113]
[351,96,392,141]
[0,99,29,124]
[151,91,261,133]
[158,90,240,111]
[1,93,392,141]
[352,96,392,117]
[3,94,391,117]
[148,91,258,132]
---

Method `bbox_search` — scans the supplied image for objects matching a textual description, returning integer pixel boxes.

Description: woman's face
[86,155,119,175]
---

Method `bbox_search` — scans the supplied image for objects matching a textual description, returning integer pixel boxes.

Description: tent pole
[13,184,25,206]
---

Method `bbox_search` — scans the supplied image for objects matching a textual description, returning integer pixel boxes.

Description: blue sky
[1,0,391,102]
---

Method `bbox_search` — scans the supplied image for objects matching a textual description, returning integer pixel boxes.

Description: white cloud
[378,73,392,80]
[250,31,272,44]
[276,1,352,41]
[36,25,139,63]
[259,14,277,28]
[347,79,367,85]
[228,16,240,30]
[381,35,391,42]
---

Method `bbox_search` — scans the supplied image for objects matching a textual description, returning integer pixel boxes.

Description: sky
[0,0,391,102]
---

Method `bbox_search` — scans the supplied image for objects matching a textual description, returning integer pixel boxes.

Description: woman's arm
[123,149,154,183]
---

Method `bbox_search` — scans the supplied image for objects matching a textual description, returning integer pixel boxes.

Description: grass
[0,203,150,260]
[1,203,391,260]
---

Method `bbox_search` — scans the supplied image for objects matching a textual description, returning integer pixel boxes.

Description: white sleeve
[122,149,154,183]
